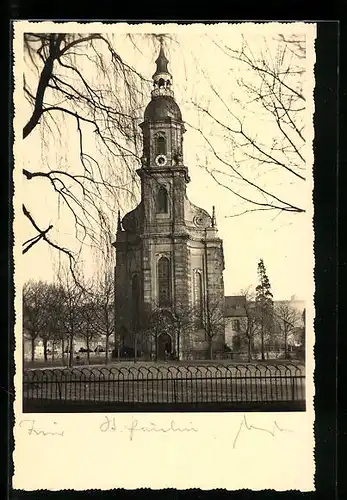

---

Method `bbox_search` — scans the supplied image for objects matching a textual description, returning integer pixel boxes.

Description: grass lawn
[23,354,110,369]
[24,357,304,370]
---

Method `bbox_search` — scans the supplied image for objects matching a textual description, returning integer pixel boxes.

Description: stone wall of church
[204,241,226,350]
[115,229,225,358]
[172,237,190,311]
[115,237,142,349]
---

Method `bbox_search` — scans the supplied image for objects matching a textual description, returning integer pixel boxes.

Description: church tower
[114,42,225,360]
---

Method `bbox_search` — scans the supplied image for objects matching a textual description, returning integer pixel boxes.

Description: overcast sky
[16,22,316,301]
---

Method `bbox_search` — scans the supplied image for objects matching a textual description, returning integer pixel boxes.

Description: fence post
[173,377,177,403]
[291,376,295,401]
[57,380,62,400]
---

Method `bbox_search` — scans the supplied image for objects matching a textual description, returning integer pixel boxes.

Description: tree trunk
[247,336,252,362]
[284,330,288,359]
[177,326,180,361]
[68,335,73,367]
[43,338,48,362]
[31,337,35,362]
[208,338,213,360]
[62,338,65,364]
[261,328,265,361]
[52,341,55,362]
[87,336,90,365]
[134,335,137,363]
[105,335,109,365]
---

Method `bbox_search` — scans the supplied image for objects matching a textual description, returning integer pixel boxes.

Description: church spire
[153,43,169,77]
[151,38,174,98]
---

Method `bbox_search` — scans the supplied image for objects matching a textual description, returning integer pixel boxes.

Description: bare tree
[37,282,67,362]
[173,303,197,360]
[77,299,100,364]
[47,284,67,362]
[57,267,86,367]
[237,289,259,362]
[192,33,306,216]
[274,301,302,358]
[22,32,169,276]
[201,298,225,360]
[93,268,115,364]
[139,306,180,361]
[23,280,50,361]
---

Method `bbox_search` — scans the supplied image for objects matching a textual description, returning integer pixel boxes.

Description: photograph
[17,24,313,414]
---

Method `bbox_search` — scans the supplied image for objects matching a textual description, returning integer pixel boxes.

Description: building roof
[224,295,247,318]
[144,95,182,122]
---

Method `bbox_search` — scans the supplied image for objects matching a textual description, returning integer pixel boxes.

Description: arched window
[132,274,140,330]
[157,186,168,214]
[156,135,166,155]
[158,257,171,307]
[194,271,204,327]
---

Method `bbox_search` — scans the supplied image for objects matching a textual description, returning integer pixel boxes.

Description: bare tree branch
[193,34,307,215]
[22,32,152,276]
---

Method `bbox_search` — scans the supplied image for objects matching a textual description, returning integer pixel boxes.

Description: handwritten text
[19,420,65,437]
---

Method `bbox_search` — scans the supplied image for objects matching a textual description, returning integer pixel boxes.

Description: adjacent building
[224,294,305,358]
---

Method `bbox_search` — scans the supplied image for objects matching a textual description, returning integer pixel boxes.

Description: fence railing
[23,363,305,411]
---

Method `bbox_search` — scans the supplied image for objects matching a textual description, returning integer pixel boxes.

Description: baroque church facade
[114,44,225,360]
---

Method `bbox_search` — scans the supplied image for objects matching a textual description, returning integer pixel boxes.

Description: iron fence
[23,363,305,411]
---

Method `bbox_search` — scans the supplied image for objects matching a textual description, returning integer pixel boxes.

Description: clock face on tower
[155,154,167,166]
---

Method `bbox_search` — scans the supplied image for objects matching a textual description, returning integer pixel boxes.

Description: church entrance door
[157,333,172,361]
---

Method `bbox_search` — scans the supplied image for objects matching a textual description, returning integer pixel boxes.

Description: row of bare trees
[23,262,225,366]
[233,291,305,362]
[22,268,115,366]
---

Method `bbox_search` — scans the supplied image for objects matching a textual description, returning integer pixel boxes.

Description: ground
[23,355,303,370]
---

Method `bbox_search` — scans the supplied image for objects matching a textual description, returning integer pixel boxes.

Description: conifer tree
[255,259,274,360]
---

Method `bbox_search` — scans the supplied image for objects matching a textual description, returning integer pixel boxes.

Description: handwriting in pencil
[100,416,198,441]
[19,419,64,437]
[232,414,293,449]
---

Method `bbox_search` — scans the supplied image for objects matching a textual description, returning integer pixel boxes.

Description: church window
[158,256,171,307]
[156,135,166,155]
[194,270,204,327]
[157,185,168,214]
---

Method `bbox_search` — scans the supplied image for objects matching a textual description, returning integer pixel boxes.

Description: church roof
[144,95,182,122]
[224,295,247,317]
[121,202,143,233]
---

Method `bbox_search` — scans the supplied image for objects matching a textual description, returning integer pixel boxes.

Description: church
[114,43,225,360]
